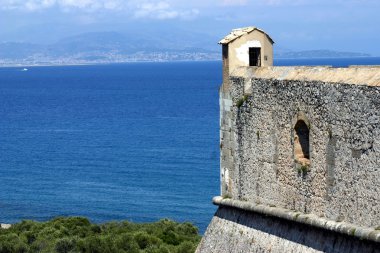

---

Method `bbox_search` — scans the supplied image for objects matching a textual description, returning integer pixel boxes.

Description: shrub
[115,233,140,253]
[55,238,75,253]
[236,95,249,108]
[145,244,171,253]
[134,232,160,249]
[0,233,28,253]
[176,241,197,253]
[0,217,201,253]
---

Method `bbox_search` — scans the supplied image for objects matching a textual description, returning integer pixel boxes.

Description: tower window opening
[249,47,261,66]
[294,120,310,166]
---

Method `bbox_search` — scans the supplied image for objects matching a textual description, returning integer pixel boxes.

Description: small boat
[21,68,28,71]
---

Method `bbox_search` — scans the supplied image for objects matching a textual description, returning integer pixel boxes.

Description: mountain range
[0,32,371,66]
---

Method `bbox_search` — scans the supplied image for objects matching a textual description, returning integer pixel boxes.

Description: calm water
[0,57,379,233]
[0,62,221,233]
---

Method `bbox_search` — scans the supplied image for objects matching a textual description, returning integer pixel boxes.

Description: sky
[0,0,379,55]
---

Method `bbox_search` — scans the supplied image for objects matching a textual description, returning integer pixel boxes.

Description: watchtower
[219,26,274,84]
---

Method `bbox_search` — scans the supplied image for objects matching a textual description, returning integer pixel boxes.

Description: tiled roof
[219,26,274,45]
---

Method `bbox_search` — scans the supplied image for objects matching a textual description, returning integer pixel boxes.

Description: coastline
[1,56,379,69]
[0,59,221,68]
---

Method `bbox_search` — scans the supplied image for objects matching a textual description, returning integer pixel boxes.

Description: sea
[0,57,379,233]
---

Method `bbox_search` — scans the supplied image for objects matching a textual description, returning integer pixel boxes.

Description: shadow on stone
[197,206,380,253]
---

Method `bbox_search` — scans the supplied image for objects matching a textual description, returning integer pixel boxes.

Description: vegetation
[222,193,232,199]
[236,95,249,108]
[297,165,310,175]
[0,217,201,253]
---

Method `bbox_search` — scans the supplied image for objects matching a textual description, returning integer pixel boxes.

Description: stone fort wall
[198,66,380,252]
[197,205,380,253]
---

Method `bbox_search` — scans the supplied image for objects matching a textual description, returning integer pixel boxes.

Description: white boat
[21,68,28,71]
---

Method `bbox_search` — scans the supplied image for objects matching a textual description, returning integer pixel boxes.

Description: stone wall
[196,205,380,253]
[219,67,380,228]
[200,66,380,253]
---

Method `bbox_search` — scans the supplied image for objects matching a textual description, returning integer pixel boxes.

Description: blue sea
[0,57,379,233]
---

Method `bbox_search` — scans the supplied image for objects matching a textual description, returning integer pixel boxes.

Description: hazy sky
[1,0,379,55]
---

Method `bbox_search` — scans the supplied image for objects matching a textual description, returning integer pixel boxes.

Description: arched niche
[294,120,310,166]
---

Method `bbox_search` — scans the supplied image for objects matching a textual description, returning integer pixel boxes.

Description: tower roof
[219,26,274,45]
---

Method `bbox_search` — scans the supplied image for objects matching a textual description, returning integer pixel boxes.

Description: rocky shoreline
[1,224,11,229]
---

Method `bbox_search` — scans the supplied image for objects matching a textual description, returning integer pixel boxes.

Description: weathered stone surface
[196,206,380,253]
[202,67,380,252]
[212,197,380,243]
[222,72,380,228]
[230,66,380,86]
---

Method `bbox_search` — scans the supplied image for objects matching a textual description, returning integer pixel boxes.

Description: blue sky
[1,0,379,55]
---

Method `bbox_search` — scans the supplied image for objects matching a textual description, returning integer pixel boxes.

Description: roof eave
[218,27,275,45]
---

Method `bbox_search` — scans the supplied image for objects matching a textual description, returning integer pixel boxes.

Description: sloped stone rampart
[196,205,380,253]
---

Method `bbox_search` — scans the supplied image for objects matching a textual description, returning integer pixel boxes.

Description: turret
[219,26,274,84]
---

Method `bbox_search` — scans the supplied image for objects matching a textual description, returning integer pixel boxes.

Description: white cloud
[251,0,308,6]
[0,0,125,11]
[222,0,247,6]
[134,1,199,20]
[0,0,199,19]
[134,2,176,19]
[1,0,378,12]
[255,0,380,6]
[24,0,53,11]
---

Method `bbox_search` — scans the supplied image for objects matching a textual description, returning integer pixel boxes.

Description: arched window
[294,120,310,166]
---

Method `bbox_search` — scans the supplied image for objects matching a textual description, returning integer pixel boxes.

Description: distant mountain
[275,49,370,59]
[0,31,220,66]
[0,32,372,66]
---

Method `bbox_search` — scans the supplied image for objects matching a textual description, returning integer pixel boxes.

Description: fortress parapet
[198,27,380,253]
